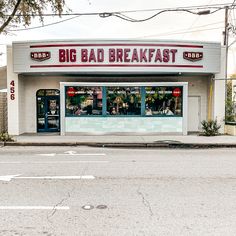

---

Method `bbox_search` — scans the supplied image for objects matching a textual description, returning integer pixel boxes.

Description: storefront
[7,39,225,135]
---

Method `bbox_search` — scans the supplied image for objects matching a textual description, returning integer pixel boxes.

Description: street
[0,146,236,236]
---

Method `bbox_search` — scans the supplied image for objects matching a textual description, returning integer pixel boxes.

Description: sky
[0,0,236,74]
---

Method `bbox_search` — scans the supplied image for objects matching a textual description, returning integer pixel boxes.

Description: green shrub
[201,119,221,136]
[0,133,14,142]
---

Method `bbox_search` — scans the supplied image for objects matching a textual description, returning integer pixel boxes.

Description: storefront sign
[183,51,203,62]
[172,88,181,97]
[58,48,178,63]
[31,51,51,61]
[13,40,221,74]
[66,87,76,97]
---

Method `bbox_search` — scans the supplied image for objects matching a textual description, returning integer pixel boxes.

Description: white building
[7,39,226,135]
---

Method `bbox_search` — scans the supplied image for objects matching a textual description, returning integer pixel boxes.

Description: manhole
[82,205,94,210]
[96,205,107,209]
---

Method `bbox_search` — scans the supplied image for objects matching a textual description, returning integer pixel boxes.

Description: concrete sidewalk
[2,133,236,148]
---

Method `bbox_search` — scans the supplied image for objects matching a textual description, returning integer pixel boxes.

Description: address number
[10,80,15,100]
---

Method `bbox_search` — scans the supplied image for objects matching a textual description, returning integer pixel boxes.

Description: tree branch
[0,0,23,33]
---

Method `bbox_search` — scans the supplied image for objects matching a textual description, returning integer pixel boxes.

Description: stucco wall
[17,75,205,134]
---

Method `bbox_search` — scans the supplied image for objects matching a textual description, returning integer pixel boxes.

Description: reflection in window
[145,87,182,116]
[65,87,102,116]
[46,89,60,96]
[106,87,141,115]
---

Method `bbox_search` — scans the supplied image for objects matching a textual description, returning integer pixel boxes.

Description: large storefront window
[65,87,102,116]
[145,87,182,116]
[106,87,141,115]
[65,85,183,117]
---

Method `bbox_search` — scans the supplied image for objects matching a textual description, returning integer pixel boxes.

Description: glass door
[46,97,60,131]
[37,90,60,132]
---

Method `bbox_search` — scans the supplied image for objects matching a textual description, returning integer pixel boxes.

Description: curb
[2,142,236,148]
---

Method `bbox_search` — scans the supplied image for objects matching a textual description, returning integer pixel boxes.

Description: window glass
[106,87,141,115]
[65,87,102,116]
[46,89,60,96]
[36,90,45,96]
[145,87,182,116]
[37,89,60,96]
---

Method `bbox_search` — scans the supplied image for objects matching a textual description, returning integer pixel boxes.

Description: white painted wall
[213,47,226,133]
[23,76,61,133]
[12,74,210,134]
[176,75,210,129]
[7,47,20,135]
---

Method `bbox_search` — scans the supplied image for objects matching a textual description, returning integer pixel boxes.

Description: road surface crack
[137,186,154,217]
[47,191,71,223]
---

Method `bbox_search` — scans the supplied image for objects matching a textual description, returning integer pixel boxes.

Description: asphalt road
[0,146,236,236]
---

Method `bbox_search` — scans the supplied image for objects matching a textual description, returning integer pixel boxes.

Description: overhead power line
[3,2,235,32]
[8,15,80,32]
[135,21,224,38]
[2,3,235,17]
[107,8,221,23]
[136,26,224,39]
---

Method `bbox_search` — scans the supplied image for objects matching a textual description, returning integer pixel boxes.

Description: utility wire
[108,8,222,23]
[2,3,232,32]
[136,25,224,39]
[8,15,80,31]
[2,2,236,17]
[181,0,213,40]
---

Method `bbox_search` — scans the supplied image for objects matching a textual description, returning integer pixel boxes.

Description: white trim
[12,38,221,45]
[60,82,188,87]
[182,84,188,135]
[60,83,65,135]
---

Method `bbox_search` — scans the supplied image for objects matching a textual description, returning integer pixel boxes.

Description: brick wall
[0,92,7,133]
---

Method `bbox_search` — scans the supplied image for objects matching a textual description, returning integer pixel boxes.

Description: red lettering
[10,94,15,100]
[70,49,76,62]
[59,49,76,62]
[81,49,88,62]
[117,49,123,62]
[109,49,115,62]
[97,49,104,62]
[124,49,130,62]
[148,49,155,62]
[140,49,147,62]
[154,49,162,62]
[10,80,15,86]
[66,50,69,62]
[131,49,139,62]
[10,80,15,100]
[89,49,96,62]
[59,49,66,62]
[163,49,169,62]
[170,49,177,62]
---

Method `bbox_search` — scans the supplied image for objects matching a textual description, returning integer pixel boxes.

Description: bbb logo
[31,51,51,61]
[183,51,203,62]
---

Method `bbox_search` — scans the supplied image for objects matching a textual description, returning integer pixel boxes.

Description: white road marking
[0,162,22,164]
[0,175,95,181]
[38,153,106,157]
[0,161,109,164]
[38,153,56,156]
[0,206,69,210]
[60,153,106,156]
[64,151,77,155]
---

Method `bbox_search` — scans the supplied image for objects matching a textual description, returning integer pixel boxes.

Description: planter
[225,122,236,136]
